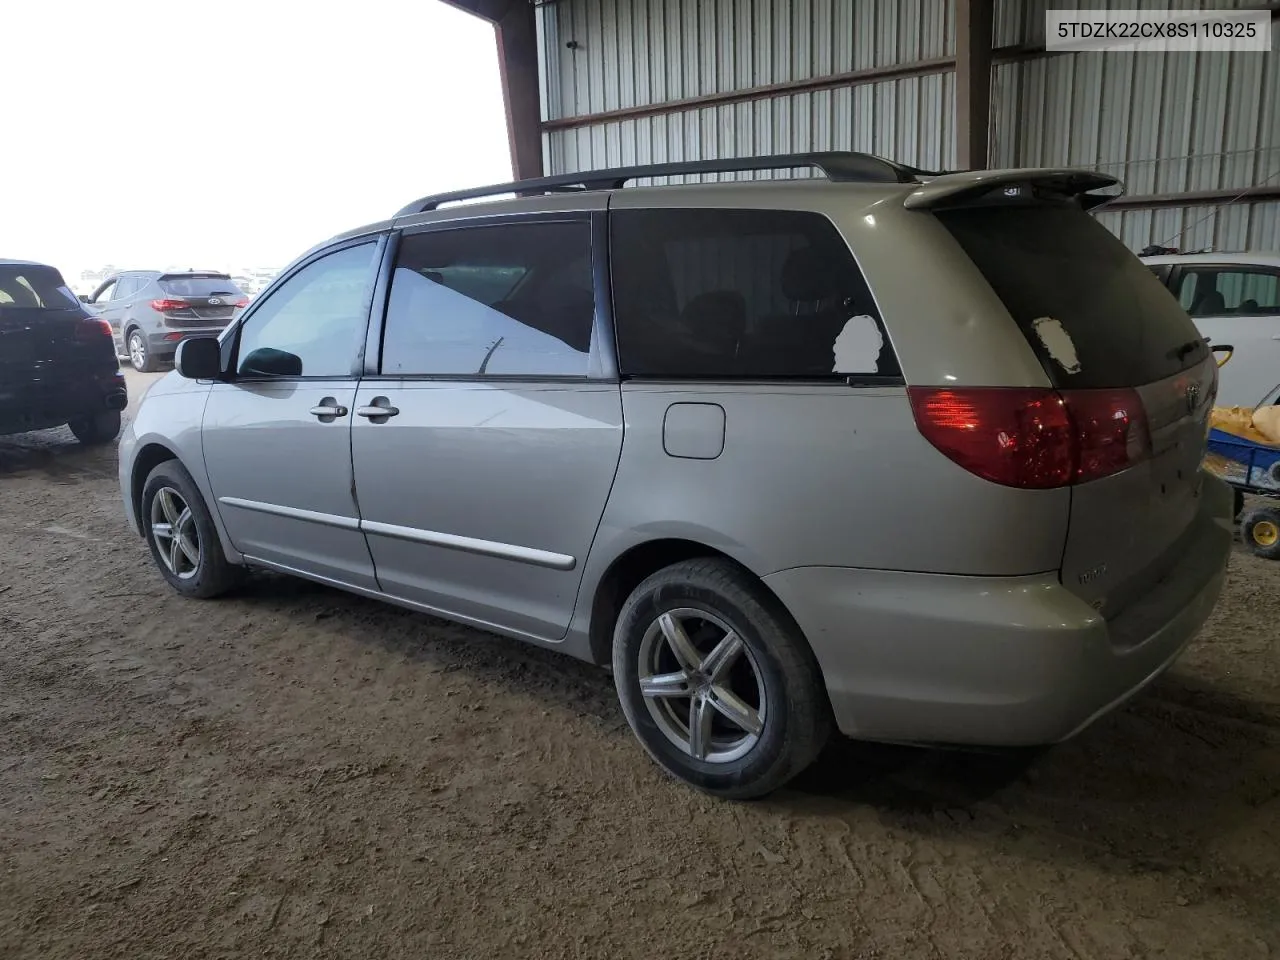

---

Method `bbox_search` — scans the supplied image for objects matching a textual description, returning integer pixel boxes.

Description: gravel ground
[1,369,1278,959]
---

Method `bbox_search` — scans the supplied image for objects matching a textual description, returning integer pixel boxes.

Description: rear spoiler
[903,168,1123,212]
[158,272,232,281]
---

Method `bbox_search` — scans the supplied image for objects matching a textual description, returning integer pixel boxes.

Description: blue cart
[1205,427,1280,558]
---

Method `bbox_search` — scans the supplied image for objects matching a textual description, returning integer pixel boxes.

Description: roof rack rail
[394,151,928,216]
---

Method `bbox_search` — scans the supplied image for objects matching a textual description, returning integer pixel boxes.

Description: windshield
[938,204,1209,389]
[0,264,81,311]
[159,276,245,298]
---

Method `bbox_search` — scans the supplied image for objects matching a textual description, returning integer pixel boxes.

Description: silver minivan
[119,153,1233,798]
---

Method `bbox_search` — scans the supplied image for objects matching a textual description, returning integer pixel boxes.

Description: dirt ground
[1,370,1278,959]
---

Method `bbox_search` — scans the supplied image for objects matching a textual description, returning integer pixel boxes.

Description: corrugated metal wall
[539,0,957,173]
[540,0,953,119]
[1095,201,1280,252]
[990,0,1280,252]
[537,0,1278,251]
[545,75,957,177]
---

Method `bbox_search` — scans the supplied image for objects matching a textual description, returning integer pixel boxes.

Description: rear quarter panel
[581,382,1070,576]
[568,185,1078,655]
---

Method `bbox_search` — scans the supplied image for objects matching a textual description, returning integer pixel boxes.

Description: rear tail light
[1068,388,1152,483]
[150,298,189,313]
[75,317,113,340]
[908,386,1150,489]
[233,296,250,308]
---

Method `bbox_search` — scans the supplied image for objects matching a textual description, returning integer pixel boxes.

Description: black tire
[612,558,831,799]
[67,410,121,446]
[141,460,243,598]
[1242,506,1280,560]
[128,329,156,372]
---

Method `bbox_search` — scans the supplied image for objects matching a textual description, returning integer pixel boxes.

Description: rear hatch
[935,202,1215,620]
[0,264,118,389]
[153,274,247,322]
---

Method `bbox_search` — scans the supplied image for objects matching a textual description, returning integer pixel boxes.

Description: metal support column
[956,0,994,170]
[494,1,544,180]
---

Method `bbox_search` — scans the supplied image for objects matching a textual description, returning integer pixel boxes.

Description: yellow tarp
[1210,405,1280,447]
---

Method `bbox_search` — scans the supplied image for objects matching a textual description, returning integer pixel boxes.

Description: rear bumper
[0,371,127,435]
[764,476,1234,746]
[147,326,229,358]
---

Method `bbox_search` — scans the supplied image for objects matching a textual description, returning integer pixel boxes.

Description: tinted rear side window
[611,209,899,379]
[938,205,1207,388]
[160,276,244,297]
[0,264,80,311]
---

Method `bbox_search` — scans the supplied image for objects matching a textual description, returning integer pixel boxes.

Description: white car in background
[1142,252,1280,408]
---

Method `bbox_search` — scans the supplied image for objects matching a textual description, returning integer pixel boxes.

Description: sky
[1,0,512,284]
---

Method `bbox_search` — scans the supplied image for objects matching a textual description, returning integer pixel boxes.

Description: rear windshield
[0,264,81,311]
[938,205,1208,388]
[159,276,244,298]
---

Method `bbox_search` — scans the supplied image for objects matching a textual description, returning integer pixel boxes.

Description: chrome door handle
[309,398,349,422]
[355,397,400,422]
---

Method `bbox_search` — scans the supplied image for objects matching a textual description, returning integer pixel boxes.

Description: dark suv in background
[84,271,248,371]
[1,259,126,444]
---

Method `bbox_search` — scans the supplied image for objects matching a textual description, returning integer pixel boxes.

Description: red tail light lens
[1067,388,1151,484]
[909,387,1074,488]
[232,296,250,308]
[908,386,1150,489]
[75,317,113,340]
[150,298,188,313]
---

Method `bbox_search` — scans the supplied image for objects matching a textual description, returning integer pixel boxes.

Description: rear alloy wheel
[613,558,831,799]
[67,410,121,446]
[638,608,767,764]
[128,330,155,372]
[141,460,242,597]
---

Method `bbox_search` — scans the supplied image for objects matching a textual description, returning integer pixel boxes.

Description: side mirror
[78,294,91,303]
[240,346,303,378]
[175,337,223,380]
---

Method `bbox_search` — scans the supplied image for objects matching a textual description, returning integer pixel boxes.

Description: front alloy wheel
[150,486,201,580]
[140,460,242,598]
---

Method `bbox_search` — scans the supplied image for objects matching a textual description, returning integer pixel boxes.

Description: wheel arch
[130,442,180,536]
[585,537,807,669]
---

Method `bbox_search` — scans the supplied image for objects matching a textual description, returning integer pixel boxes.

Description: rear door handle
[309,397,349,422]
[355,397,400,422]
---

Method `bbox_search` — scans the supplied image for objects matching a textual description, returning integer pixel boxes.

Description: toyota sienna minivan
[119,152,1233,798]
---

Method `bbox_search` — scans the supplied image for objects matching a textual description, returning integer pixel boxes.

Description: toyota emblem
[208,297,222,305]
[1186,382,1201,414]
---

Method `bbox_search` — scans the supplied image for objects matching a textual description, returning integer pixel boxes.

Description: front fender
[119,376,242,564]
